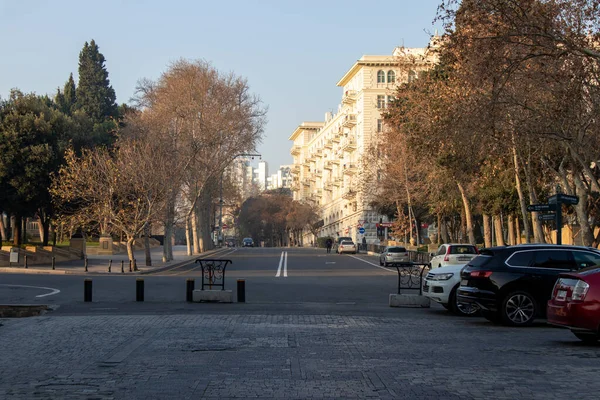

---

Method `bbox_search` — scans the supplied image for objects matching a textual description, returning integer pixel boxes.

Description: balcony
[342,189,357,200]
[324,141,333,149]
[341,137,357,152]
[324,181,333,191]
[343,163,357,175]
[291,184,300,192]
[302,180,310,186]
[331,159,341,165]
[292,165,301,172]
[323,161,333,170]
[290,145,301,155]
[315,189,323,197]
[342,114,357,128]
[314,169,322,178]
[332,135,341,143]
[342,90,357,105]
[333,177,343,186]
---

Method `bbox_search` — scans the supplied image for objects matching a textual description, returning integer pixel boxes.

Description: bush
[316,236,334,248]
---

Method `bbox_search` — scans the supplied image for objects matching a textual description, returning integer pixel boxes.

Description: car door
[431,245,446,267]
[530,249,576,304]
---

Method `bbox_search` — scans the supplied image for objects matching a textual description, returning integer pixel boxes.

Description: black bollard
[84,279,93,302]
[51,256,55,270]
[129,260,132,272]
[186,279,195,302]
[24,255,28,269]
[136,278,144,302]
[121,260,124,273]
[237,279,246,303]
[84,257,88,272]
[133,259,138,272]
[108,260,112,273]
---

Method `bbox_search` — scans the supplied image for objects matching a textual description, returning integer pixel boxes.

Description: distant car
[338,240,357,254]
[458,244,600,326]
[423,264,478,316]
[242,238,254,247]
[379,246,409,267]
[430,244,478,269]
[334,237,353,253]
[548,266,600,343]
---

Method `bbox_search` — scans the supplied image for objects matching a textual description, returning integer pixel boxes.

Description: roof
[288,121,324,141]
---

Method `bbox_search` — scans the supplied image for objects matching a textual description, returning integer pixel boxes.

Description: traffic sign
[358,227,365,234]
[527,204,556,212]
[549,194,579,205]
[538,214,556,221]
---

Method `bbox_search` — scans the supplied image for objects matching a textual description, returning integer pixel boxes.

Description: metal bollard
[24,255,28,269]
[136,278,144,302]
[133,259,138,272]
[237,279,246,303]
[186,279,195,302]
[84,279,93,302]
[108,260,112,273]
[51,256,55,270]
[121,260,124,273]
[84,257,88,272]
[129,260,132,272]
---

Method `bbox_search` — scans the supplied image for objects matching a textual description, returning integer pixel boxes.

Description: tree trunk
[508,214,516,245]
[144,224,152,267]
[440,217,450,243]
[457,182,476,244]
[191,207,200,254]
[493,214,505,246]
[0,213,7,242]
[126,236,135,264]
[515,216,522,244]
[13,215,22,246]
[522,151,545,243]
[573,172,594,247]
[483,213,492,248]
[436,214,442,245]
[185,217,192,256]
[512,141,531,243]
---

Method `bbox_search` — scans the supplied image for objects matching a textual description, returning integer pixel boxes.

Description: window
[408,70,417,83]
[377,119,383,132]
[377,95,385,108]
[387,95,395,106]
[572,251,600,269]
[531,250,575,270]
[377,70,385,83]
[436,246,446,256]
[387,70,396,83]
[506,251,535,267]
[449,245,478,255]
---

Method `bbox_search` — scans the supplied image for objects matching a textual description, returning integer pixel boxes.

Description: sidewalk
[0,245,225,275]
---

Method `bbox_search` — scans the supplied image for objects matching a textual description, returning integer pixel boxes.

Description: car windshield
[337,237,352,243]
[387,247,406,253]
[450,245,477,254]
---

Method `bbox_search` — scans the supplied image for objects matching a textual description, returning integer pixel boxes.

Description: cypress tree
[75,40,117,122]
[63,73,77,115]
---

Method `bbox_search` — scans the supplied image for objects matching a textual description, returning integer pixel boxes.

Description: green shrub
[316,236,334,248]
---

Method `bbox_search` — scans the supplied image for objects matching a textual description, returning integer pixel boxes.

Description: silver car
[338,240,357,254]
[379,246,410,267]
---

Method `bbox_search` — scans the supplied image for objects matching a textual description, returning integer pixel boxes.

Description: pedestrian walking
[325,238,333,254]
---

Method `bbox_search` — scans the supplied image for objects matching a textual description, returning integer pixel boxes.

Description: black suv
[458,244,600,326]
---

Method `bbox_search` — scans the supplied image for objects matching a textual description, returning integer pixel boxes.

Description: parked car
[458,244,600,326]
[334,237,353,253]
[379,246,409,267]
[430,243,479,269]
[337,240,357,254]
[423,264,478,316]
[242,238,254,247]
[548,266,600,343]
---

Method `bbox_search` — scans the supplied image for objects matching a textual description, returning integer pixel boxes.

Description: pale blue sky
[0,0,442,171]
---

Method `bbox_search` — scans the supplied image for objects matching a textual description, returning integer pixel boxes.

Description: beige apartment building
[289,36,440,245]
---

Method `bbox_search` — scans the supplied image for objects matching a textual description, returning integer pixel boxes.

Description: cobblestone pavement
[1,311,599,399]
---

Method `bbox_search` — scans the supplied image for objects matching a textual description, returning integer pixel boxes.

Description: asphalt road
[0,247,411,315]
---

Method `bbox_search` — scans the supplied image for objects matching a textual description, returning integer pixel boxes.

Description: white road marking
[347,255,395,273]
[284,251,288,277]
[276,251,284,277]
[325,262,336,264]
[0,284,61,298]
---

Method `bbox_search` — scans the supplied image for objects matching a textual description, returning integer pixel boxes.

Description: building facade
[289,37,440,244]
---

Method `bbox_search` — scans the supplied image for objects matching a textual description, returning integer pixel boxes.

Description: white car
[337,240,357,254]
[429,243,478,269]
[422,264,478,316]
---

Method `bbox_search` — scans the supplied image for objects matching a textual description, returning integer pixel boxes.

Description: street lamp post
[218,152,261,247]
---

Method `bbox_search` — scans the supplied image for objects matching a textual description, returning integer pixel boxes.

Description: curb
[0,304,49,318]
[0,267,67,275]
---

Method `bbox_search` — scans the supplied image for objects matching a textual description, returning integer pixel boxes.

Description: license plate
[457,256,471,261]
[461,279,468,286]
[556,290,567,301]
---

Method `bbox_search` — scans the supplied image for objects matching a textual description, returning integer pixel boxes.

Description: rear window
[341,241,354,245]
[337,237,352,244]
[467,249,498,268]
[450,245,477,255]
[387,247,407,253]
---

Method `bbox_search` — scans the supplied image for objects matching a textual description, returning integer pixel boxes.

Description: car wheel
[449,285,479,316]
[383,261,388,267]
[572,332,600,344]
[482,310,501,324]
[379,259,383,266]
[501,291,537,326]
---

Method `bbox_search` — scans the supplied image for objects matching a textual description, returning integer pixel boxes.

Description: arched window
[408,70,417,83]
[377,70,385,83]
[387,70,396,83]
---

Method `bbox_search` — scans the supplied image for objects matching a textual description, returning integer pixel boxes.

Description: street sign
[377,222,394,228]
[358,227,365,234]
[538,214,556,221]
[549,194,579,205]
[527,204,556,212]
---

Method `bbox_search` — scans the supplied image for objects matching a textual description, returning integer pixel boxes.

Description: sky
[0,0,443,172]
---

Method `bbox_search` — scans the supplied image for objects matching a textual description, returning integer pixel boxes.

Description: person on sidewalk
[325,238,333,254]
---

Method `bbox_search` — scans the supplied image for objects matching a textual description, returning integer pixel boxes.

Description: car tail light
[470,270,492,278]
[572,280,590,301]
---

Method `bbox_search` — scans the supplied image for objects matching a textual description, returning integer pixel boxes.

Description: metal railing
[392,262,431,295]
[195,259,232,290]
